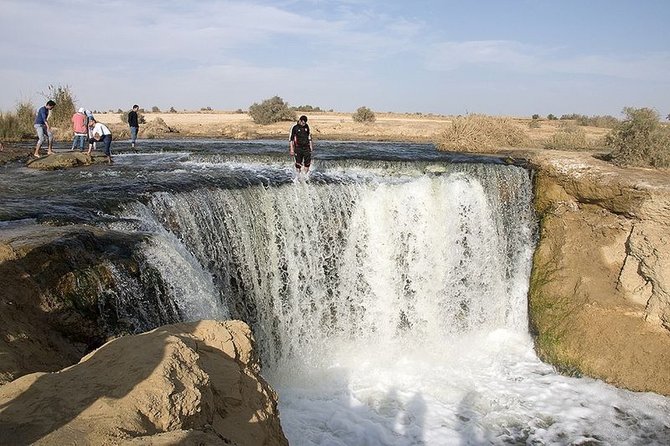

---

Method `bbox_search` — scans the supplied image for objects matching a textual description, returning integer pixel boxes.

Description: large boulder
[0,320,288,446]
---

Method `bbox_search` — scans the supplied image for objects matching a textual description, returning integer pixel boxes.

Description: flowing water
[1,140,668,445]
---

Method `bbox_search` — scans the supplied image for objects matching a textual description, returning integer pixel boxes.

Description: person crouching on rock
[87,118,113,164]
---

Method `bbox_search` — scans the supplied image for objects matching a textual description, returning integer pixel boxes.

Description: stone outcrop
[141,117,178,138]
[527,150,670,394]
[26,151,111,170]
[0,320,288,445]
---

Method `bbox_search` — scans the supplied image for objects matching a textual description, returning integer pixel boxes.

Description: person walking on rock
[33,100,56,158]
[289,115,313,176]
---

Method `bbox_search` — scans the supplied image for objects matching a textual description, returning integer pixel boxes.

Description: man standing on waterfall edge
[289,115,313,177]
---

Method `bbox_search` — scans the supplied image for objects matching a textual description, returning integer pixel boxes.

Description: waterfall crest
[118,163,536,373]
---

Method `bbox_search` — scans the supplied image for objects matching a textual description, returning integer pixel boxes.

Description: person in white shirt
[87,118,114,164]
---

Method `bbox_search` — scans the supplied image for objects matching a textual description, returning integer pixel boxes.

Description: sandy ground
[92,111,610,146]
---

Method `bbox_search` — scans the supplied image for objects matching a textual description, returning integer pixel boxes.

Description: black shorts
[294,147,311,168]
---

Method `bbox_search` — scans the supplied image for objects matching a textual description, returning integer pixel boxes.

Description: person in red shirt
[71,108,87,151]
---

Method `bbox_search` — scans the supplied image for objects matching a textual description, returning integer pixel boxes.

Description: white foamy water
[120,164,670,445]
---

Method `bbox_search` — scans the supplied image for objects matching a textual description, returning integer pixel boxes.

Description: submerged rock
[0,320,288,446]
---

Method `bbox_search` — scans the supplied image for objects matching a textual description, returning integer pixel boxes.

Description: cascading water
[113,158,669,445]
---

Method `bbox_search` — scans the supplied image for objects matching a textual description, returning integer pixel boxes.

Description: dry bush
[437,114,529,152]
[0,101,35,140]
[543,123,599,151]
[42,84,76,130]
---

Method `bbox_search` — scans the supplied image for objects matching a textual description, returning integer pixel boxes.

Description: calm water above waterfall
[1,140,669,445]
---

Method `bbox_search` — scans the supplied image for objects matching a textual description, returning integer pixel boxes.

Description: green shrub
[248,96,295,125]
[532,114,540,120]
[547,114,558,120]
[606,107,670,168]
[437,114,530,152]
[169,106,177,113]
[151,106,160,113]
[352,106,376,123]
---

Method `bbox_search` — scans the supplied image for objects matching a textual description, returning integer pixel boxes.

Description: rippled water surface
[0,139,505,223]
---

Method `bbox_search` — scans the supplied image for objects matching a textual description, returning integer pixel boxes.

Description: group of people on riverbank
[33,100,312,173]
[33,102,140,165]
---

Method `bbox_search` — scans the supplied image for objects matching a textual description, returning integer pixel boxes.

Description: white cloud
[425,39,670,83]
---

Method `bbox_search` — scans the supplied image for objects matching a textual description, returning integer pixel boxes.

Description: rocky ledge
[0,319,288,446]
[526,150,670,394]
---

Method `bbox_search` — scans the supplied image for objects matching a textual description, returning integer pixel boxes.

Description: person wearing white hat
[71,107,88,151]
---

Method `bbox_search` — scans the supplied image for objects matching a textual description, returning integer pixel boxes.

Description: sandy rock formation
[141,117,178,138]
[528,150,670,394]
[26,151,111,170]
[0,320,288,446]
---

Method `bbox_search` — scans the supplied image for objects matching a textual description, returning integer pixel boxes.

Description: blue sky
[1,0,668,117]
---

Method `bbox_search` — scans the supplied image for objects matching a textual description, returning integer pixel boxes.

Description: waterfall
[119,163,534,369]
[114,160,670,445]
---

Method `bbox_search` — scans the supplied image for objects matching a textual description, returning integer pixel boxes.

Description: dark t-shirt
[290,123,311,149]
[128,110,139,127]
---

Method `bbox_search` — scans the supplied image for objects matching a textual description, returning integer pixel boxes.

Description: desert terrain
[92,110,611,147]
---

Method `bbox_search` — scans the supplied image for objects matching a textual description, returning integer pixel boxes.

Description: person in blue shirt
[33,100,56,158]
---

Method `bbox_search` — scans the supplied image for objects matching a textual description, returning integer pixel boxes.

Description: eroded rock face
[0,224,179,384]
[528,151,670,394]
[0,320,288,446]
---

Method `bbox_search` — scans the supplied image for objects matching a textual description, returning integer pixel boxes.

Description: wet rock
[26,151,110,170]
